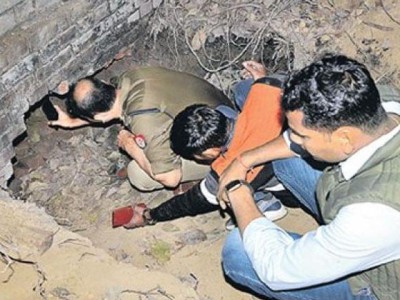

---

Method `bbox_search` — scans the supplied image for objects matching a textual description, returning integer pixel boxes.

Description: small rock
[49,158,61,170]
[179,229,207,245]
[50,287,75,300]
[8,178,23,195]
[29,180,48,191]
[320,34,331,42]
[179,273,199,290]
[161,223,180,232]
[107,151,122,162]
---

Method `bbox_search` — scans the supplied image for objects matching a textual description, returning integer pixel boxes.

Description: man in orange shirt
[115,61,290,228]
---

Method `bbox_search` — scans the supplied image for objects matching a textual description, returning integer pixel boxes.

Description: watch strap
[224,179,254,194]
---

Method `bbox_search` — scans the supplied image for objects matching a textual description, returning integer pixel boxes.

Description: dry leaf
[191,29,207,51]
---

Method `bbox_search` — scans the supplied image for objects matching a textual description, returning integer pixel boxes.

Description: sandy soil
[0,192,317,300]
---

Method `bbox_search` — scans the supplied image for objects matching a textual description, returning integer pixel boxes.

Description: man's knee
[127,161,162,191]
[221,229,243,275]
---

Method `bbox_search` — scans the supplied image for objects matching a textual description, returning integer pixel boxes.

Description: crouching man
[221,54,400,299]
[49,66,232,191]
[116,61,290,229]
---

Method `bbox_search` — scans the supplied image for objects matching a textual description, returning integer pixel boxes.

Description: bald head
[73,79,94,104]
[66,77,116,119]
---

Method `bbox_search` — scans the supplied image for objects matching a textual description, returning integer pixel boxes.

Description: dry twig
[120,286,175,299]
[379,0,400,26]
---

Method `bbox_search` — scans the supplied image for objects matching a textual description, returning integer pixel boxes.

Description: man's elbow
[154,169,182,188]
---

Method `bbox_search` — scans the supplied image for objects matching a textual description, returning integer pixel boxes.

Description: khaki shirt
[116,67,232,175]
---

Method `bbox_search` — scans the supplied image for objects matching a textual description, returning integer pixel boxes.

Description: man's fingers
[117,134,125,146]
[217,191,224,203]
[217,189,231,210]
[117,129,129,138]
[240,69,252,79]
[242,60,267,80]
[57,80,70,95]
[219,199,227,210]
[117,130,136,150]
[119,129,130,135]
[242,60,262,70]
[48,120,60,127]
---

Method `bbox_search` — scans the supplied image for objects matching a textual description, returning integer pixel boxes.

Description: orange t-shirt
[211,83,283,182]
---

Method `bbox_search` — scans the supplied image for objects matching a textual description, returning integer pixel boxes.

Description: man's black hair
[170,104,230,160]
[282,54,387,133]
[66,77,116,119]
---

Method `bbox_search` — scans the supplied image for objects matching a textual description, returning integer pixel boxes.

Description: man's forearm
[218,135,295,199]
[67,118,90,128]
[153,168,182,188]
[240,135,295,169]
[123,140,154,176]
[227,186,263,234]
[123,140,182,187]
[47,104,91,128]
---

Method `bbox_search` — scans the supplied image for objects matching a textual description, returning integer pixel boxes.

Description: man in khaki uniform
[49,67,234,191]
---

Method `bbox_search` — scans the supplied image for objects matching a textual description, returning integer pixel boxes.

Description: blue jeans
[273,157,324,221]
[233,78,253,111]
[222,157,377,300]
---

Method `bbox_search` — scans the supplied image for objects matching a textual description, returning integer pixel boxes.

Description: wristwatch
[224,179,254,194]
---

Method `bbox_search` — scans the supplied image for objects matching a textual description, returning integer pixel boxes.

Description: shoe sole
[264,206,288,221]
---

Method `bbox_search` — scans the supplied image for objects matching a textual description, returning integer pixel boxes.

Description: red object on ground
[112,206,134,228]
[116,166,128,179]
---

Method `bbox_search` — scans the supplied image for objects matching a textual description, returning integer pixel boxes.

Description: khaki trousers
[127,159,209,191]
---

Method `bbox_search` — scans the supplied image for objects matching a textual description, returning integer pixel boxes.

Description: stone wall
[0,0,161,188]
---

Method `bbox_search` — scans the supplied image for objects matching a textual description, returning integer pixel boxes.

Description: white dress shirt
[243,101,400,290]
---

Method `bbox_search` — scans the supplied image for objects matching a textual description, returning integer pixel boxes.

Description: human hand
[48,105,87,128]
[217,159,249,204]
[240,60,267,81]
[218,192,230,210]
[117,129,135,152]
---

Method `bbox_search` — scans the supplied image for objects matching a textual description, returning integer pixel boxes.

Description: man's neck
[340,114,400,180]
[355,115,399,152]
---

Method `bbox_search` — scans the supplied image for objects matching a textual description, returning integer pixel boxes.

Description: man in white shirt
[218,54,400,299]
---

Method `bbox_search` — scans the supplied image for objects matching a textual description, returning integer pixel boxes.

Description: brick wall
[0,0,161,188]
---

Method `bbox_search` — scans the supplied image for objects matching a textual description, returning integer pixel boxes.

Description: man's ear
[47,80,70,99]
[333,127,356,155]
[56,80,70,95]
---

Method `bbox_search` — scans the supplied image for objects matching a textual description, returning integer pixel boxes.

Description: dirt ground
[2,1,400,299]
